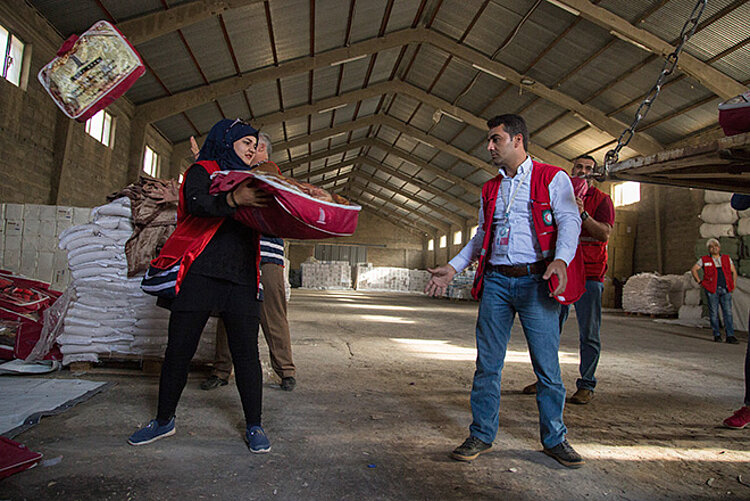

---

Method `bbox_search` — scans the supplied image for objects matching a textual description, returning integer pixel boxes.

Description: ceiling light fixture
[317,103,348,114]
[432,109,464,124]
[329,54,368,66]
[472,64,507,81]
[544,0,580,16]
[520,77,536,86]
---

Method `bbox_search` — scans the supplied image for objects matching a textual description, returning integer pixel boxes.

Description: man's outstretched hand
[425,264,457,297]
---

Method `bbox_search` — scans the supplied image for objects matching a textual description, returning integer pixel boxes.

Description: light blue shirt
[449,157,581,272]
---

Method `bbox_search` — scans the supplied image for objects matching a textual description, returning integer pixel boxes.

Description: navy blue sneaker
[128,418,176,446]
[245,425,271,453]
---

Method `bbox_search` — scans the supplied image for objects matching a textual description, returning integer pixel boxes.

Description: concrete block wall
[0,0,173,208]
[633,184,704,276]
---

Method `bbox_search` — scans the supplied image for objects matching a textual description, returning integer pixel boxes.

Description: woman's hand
[231,180,271,207]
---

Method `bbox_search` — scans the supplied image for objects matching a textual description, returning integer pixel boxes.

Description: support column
[48,114,76,205]
[654,186,664,274]
[128,118,148,183]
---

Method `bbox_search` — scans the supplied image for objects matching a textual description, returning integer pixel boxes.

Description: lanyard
[499,166,531,218]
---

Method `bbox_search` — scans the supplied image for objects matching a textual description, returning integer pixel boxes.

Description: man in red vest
[425,114,585,468]
[691,238,738,343]
[522,155,615,405]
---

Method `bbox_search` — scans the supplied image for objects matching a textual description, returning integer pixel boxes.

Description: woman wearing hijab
[130,119,273,453]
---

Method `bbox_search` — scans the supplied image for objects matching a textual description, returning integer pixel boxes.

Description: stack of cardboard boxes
[1,203,91,291]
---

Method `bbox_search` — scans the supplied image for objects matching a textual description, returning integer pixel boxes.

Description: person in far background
[691,238,738,344]
[722,193,750,429]
[189,133,297,392]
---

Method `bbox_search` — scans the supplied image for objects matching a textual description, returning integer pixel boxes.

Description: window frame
[0,23,26,88]
[613,182,641,207]
[84,109,114,147]
[142,145,160,178]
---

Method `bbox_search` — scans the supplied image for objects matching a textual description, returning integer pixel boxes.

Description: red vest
[701,254,735,293]
[148,161,261,296]
[470,161,586,305]
[580,186,611,281]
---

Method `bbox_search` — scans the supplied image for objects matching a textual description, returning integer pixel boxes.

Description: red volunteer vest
[470,161,586,305]
[701,254,735,293]
[580,186,610,281]
[148,160,261,296]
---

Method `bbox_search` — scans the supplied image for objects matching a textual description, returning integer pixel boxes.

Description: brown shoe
[568,388,594,405]
[522,382,537,394]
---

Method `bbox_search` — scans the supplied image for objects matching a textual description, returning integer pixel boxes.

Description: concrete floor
[3,289,750,500]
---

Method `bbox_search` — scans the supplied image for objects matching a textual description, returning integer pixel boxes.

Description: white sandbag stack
[622,273,677,315]
[700,191,737,239]
[57,198,215,365]
[301,260,352,289]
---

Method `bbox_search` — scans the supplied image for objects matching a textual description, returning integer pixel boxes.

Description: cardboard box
[4,204,23,220]
[4,235,22,251]
[23,204,42,221]
[36,251,54,282]
[22,218,40,237]
[39,205,57,221]
[3,249,20,272]
[20,249,37,277]
[56,206,73,224]
[4,219,23,237]
[39,220,56,238]
[73,207,91,225]
[56,218,73,235]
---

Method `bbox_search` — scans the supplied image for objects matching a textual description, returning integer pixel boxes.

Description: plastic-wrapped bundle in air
[700,203,737,224]
[700,223,735,238]
[704,190,733,204]
[622,273,676,315]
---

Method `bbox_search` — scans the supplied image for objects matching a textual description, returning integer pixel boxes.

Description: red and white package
[38,20,145,122]
[210,170,361,239]
[570,176,589,199]
[719,91,750,137]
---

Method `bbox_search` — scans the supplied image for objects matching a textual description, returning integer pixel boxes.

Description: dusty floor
[3,289,750,500]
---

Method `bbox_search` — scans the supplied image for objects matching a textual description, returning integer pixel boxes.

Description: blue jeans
[559,280,603,391]
[706,286,734,338]
[469,271,567,449]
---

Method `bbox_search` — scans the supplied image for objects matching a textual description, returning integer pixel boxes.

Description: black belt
[486,259,548,277]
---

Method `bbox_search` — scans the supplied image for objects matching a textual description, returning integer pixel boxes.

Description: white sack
[700,203,738,224]
[704,190,733,204]
[700,223,735,238]
[684,288,701,306]
[738,218,750,236]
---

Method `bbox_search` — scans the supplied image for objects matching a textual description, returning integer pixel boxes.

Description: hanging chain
[599,0,707,179]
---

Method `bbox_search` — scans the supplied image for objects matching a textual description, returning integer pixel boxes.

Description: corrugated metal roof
[23,0,750,229]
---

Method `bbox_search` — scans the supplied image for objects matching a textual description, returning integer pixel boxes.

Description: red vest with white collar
[701,254,735,293]
[147,160,261,296]
[470,161,585,305]
[580,186,610,280]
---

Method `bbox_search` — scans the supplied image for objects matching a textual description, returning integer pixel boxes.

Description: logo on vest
[316,207,327,225]
[542,209,554,226]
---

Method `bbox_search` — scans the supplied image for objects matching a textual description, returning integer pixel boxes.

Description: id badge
[494,217,510,257]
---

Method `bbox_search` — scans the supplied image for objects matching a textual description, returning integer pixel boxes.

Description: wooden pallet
[68,354,213,376]
[609,131,750,193]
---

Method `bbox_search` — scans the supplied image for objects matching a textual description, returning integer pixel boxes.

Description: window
[1,23,25,87]
[143,146,160,177]
[470,225,478,238]
[439,235,447,248]
[427,239,434,251]
[84,110,113,146]
[613,182,640,207]
[453,230,462,245]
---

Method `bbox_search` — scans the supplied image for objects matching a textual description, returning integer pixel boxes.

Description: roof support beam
[119,0,264,45]
[547,0,747,100]
[355,171,467,226]
[350,181,451,232]
[358,157,478,216]
[350,197,435,235]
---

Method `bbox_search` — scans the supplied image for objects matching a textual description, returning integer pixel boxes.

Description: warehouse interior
[1,0,749,498]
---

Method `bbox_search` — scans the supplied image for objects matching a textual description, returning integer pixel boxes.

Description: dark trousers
[212,263,295,380]
[157,310,263,426]
[745,324,750,407]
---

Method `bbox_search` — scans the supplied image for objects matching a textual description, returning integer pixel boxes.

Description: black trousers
[157,309,262,426]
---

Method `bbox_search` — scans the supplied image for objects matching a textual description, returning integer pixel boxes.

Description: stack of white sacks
[700,191,738,240]
[622,273,678,315]
[353,265,432,293]
[57,197,216,366]
[300,260,352,289]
